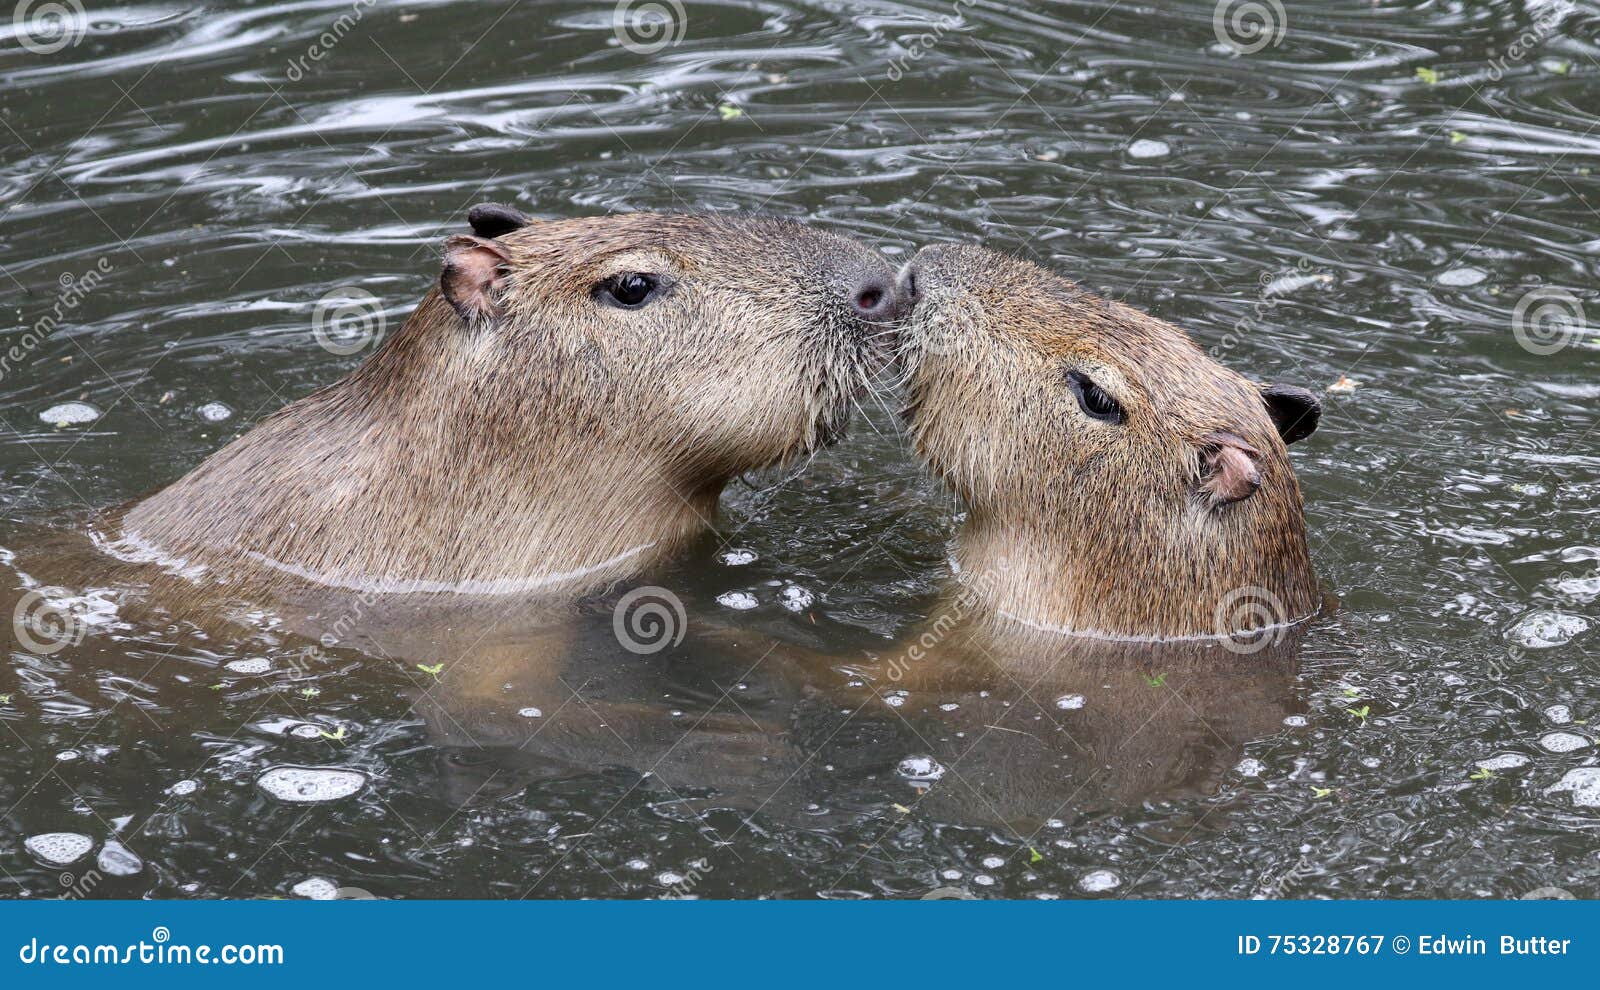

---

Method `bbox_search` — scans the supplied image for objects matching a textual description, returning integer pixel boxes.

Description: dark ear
[441,234,511,323]
[467,203,531,239]
[1261,383,1321,445]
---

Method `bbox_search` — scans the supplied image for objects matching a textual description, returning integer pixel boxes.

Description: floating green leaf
[417,663,444,679]
[300,687,320,698]
[1470,767,1495,781]
[1029,847,1044,864]
[1415,66,1439,85]
[1145,672,1167,688]
[717,103,743,121]
[1312,786,1333,799]
[1346,705,1371,725]
[1449,131,1467,145]
[319,725,347,742]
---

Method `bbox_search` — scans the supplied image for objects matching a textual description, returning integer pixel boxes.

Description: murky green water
[3,0,1598,899]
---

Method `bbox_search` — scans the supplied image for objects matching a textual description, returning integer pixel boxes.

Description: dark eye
[1067,370,1125,424]
[597,273,660,309]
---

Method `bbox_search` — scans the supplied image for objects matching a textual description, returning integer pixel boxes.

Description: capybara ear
[1199,431,1263,506]
[1260,384,1321,445]
[441,234,512,324]
[467,202,531,239]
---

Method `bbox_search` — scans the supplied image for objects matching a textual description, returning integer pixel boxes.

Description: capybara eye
[597,272,660,309]
[1067,370,1125,425]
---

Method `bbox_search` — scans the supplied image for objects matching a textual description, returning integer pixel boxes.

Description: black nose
[848,272,902,323]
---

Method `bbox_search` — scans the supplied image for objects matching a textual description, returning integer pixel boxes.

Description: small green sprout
[1346,705,1371,725]
[318,725,347,742]
[1341,687,1359,698]
[209,684,225,691]
[717,103,742,121]
[1145,672,1167,688]
[1449,131,1467,145]
[1312,786,1333,799]
[1415,66,1439,85]
[0,693,13,704]
[417,663,444,679]
[1029,847,1044,864]
[1470,767,1495,782]
[300,687,320,699]
[891,803,911,814]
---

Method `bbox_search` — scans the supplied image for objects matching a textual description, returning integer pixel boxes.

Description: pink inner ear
[441,234,510,322]
[1201,433,1263,505]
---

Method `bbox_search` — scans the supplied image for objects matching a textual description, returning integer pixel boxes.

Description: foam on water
[1547,768,1600,808]
[716,591,759,610]
[96,839,143,876]
[1079,869,1121,893]
[257,766,367,803]
[39,402,100,427]
[24,833,93,865]
[224,657,271,674]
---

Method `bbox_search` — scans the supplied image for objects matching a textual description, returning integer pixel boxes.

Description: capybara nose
[848,272,902,323]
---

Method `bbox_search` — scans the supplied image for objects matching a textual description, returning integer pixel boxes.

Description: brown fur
[118,214,892,598]
[899,243,1321,639]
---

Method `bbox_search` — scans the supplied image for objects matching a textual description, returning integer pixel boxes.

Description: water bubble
[1437,266,1488,287]
[1127,138,1170,159]
[981,855,1005,869]
[96,839,143,876]
[940,869,962,881]
[780,586,815,612]
[1545,705,1573,725]
[1476,753,1530,772]
[290,724,323,739]
[1547,768,1600,808]
[256,766,366,803]
[1079,869,1121,893]
[884,694,905,708]
[292,877,339,900]
[1539,731,1591,754]
[939,702,960,712]
[897,755,946,782]
[624,858,650,871]
[1054,694,1086,710]
[196,402,233,422]
[1235,758,1266,777]
[1507,611,1589,648]
[24,833,92,866]
[518,707,544,718]
[1283,715,1308,727]
[224,657,271,675]
[716,591,759,610]
[39,402,99,427]
[973,874,995,886]
[56,749,79,761]
[168,779,198,796]
[720,549,757,566]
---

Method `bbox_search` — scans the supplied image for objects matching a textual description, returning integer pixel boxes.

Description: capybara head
[120,211,901,595]
[896,243,1322,640]
[369,210,900,477]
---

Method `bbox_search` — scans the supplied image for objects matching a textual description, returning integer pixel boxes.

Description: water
[2,0,1598,899]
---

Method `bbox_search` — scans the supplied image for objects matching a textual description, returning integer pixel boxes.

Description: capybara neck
[120,296,715,596]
